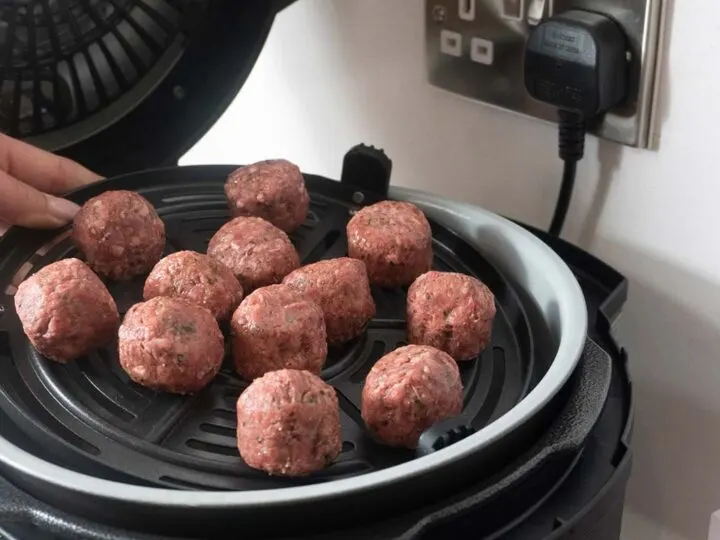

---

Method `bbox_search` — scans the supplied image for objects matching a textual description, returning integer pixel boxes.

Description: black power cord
[550,109,585,236]
[524,10,629,236]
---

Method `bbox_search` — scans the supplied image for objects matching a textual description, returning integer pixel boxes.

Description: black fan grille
[0,0,204,137]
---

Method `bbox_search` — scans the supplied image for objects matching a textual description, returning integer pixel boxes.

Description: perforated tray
[0,166,548,491]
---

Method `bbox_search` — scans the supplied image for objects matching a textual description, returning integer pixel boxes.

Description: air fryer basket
[0,152,587,535]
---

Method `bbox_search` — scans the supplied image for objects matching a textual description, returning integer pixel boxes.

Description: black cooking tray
[0,165,554,492]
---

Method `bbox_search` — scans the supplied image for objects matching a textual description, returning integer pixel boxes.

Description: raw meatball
[143,251,243,321]
[72,190,165,281]
[14,258,119,363]
[236,369,341,476]
[118,297,224,394]
[361,345,463,448]
[407,271,496,361]
[282,258,375,346]
[231,285,327,380]
[207,217,300,292]
[225,159,310,233]
[347,201,433,287]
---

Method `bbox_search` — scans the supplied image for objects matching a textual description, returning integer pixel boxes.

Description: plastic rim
[0,186,587,507]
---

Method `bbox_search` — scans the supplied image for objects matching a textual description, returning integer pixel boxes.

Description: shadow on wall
[577,140,622,248]
[578,0,676,249]
[596,237,720,540]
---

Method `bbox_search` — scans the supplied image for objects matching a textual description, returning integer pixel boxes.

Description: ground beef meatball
[347,201,433,287]
[407,271,496,361]
[143,251,243,321]
[282,258,375,346]
[236,369,341,476]
[225,159,310,233]
[231,285,327,380]
[207,217,300,292]
[361,345,463,448]
[72,190,165,281]
[118,297,224,394]
[14,258,119,363]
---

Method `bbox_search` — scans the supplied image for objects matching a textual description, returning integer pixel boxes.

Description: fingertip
[19,196,80,229]
[58,157,104,190]
[0,168,80,230]
[73,162,104,185]
[46,196,80,224]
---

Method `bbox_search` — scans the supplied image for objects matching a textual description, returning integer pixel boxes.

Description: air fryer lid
[0,158,587,534]
[0,0,289,176]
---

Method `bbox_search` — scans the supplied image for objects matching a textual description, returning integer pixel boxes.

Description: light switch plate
[425,0,667,149]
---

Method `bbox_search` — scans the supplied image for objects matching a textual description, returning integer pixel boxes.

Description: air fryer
[0,2,632,539]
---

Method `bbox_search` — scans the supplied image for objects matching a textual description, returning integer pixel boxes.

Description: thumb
[0,169,80,229]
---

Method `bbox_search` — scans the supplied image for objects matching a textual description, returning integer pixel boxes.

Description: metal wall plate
[425,0,666,149]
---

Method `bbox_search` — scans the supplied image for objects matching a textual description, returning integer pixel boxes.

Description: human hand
[0,134,102,233]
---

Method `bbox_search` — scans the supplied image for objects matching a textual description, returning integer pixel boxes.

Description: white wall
[182,1,719,539]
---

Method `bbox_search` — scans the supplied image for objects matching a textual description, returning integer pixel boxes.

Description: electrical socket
[425,0,667,149]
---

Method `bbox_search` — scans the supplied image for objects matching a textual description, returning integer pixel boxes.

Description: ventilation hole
[223,386,243,401]
[72,52,99,111]
[55,60,79,121]
[102,32,138,82]
[315,459,372,477]
[12,261,34,288]
[212,409,236,422]
[193,226,223,235]
[223,393,240,408]
[164,193,224,205]
[25,398,101,456]
[476,346,506,422]
[341,441,355,453]
[199,423,235,439]
[370,340,386,360]
[87,350,150,404]
[14,80,35,136]
[186,438,237,456]
[65,364,136,422]
[131,7,168,46]
[308,195,327,207]
[159,476,224,491]
[83,385,135,421]
[38,75,58,130]
[136,0,176,34]
[88,42,119,97]
[117,19,152,67]
[144,0,182,26]
[34,230,72,257]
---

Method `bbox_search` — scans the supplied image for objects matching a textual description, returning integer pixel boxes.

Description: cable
[549,159,576,237]
[549,110,585,236]
[523,9,628,237]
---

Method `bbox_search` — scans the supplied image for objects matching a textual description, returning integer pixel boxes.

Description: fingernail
[47,196,80,224]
